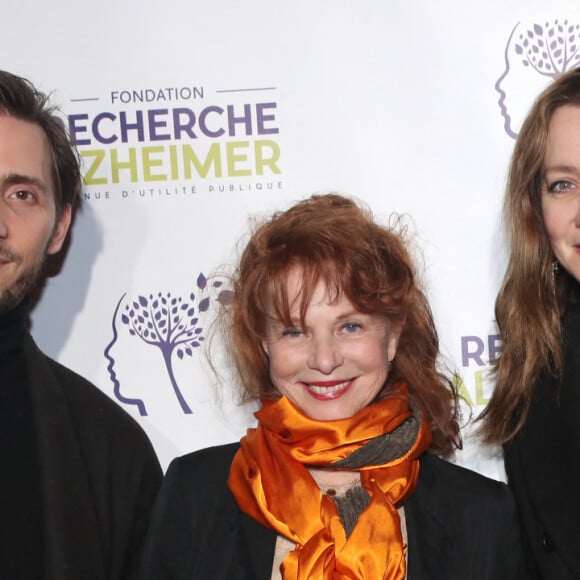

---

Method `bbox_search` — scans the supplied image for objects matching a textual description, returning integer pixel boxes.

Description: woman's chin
[299,401,359,422]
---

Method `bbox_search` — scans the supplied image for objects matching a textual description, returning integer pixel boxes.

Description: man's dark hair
[0,70,81,218]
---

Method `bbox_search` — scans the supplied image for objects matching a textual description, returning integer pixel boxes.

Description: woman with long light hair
[481,67,580,579]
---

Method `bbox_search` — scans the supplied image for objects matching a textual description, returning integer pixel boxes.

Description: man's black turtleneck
[0,300,43,577]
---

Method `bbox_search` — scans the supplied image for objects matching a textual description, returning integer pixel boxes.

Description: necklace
[309,470,361,497]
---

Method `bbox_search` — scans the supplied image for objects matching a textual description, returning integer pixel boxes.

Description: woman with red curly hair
[144,194,520,579]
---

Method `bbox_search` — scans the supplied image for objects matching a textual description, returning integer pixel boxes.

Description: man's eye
[10,189,35,201]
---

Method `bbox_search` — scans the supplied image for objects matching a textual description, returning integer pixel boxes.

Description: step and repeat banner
[3,0,579,476]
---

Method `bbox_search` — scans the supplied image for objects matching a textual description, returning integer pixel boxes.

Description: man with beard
[0,70,162,579]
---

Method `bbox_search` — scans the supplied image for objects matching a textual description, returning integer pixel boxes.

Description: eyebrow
[335,309,364,321]
[2,173,48,194]
[283,309,370,325]
[543,164,580,176]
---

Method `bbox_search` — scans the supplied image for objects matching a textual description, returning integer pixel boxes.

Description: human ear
[386,317,405,363]
[47,203,72,255]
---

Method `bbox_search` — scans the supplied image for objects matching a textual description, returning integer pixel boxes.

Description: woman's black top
[504,301,580,579]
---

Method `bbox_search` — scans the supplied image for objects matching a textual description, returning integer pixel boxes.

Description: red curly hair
[223,193,461,456]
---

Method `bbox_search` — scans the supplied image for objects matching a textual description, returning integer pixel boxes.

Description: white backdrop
[3,0,580,476]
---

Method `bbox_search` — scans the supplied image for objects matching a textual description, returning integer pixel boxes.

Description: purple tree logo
[496,19,580,138]
[514,20,580,78]
[107,273,232,415]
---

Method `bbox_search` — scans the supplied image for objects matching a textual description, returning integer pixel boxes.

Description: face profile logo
[104,273,232,416]
[497,19,580,138]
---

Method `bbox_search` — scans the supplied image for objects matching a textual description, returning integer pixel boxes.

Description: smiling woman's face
[542,104,580,282]
[261,268,401,421]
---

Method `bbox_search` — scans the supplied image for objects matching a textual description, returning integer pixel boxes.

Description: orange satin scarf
[228,384,432,579]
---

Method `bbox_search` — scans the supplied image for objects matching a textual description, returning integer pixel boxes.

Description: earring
[552,260,559,292]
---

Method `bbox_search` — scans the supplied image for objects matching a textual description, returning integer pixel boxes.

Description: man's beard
[0,246,45,316]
